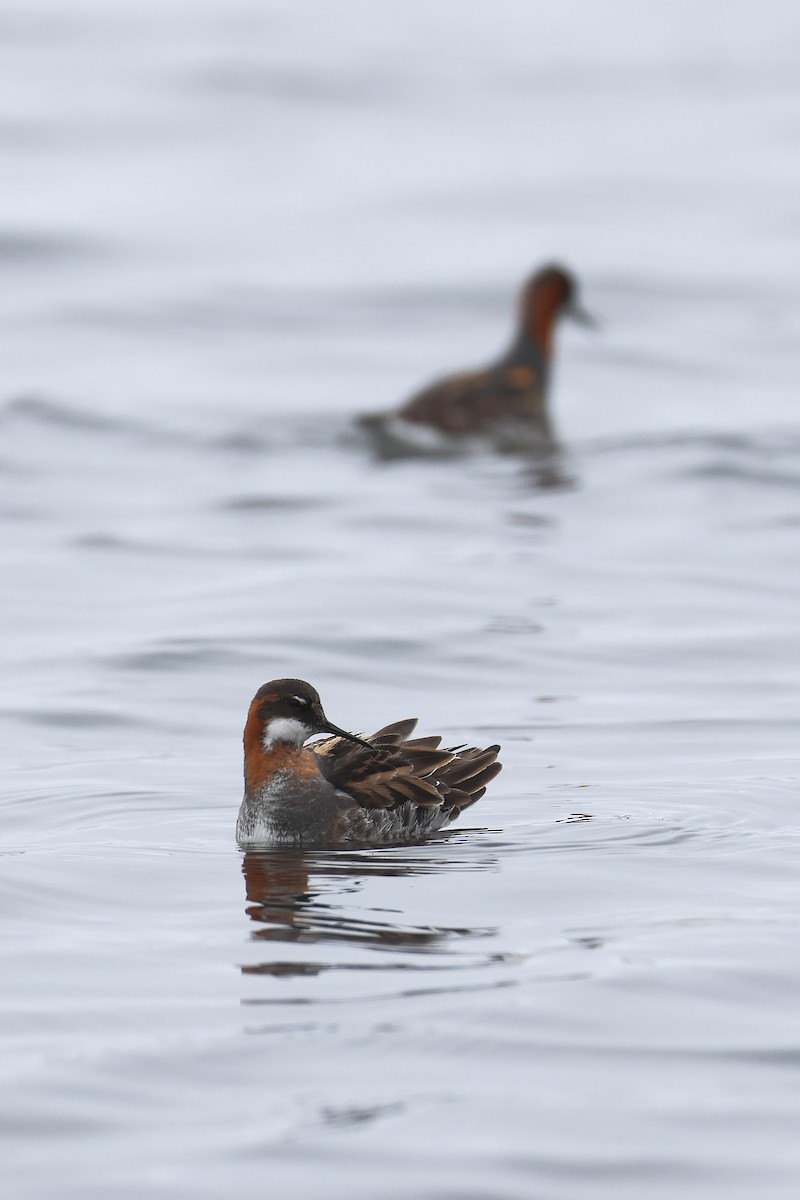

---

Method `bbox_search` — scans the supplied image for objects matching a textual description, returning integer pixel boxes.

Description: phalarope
[236,678,502,847]
[358,263,594,457]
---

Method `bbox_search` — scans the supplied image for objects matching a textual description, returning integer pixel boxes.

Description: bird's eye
[290,695,309,708]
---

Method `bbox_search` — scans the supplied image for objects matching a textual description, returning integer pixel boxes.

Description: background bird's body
[358,264,591,458]
[363,363,554,458]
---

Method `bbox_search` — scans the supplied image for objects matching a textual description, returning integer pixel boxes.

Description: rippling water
[2,3,800,1198]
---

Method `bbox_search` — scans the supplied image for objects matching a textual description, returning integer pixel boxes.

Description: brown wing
[399,363,544,434]
[313,720,502,816]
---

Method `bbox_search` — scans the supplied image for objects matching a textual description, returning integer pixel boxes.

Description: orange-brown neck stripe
[525,285,563,358]
[243,700,322,794]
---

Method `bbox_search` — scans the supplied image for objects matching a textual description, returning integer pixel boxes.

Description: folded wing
[313,718,502,817]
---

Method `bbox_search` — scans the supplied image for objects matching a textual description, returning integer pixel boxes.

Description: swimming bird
[236,678,502,847]
[358,263,593,457]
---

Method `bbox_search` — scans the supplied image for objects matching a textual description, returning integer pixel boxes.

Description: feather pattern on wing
[312,719,502,823]
[400,363,546,435]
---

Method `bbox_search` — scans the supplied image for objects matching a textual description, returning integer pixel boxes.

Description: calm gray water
[2,3,800,1198]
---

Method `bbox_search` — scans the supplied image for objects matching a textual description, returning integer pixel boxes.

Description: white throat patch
[262,717,312,750]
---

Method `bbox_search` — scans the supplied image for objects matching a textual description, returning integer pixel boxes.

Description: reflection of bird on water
[243,847,314,917]
[240,849,484,978]
[358,263,594,458]
[241,849,321,976]
[236,679,501,849]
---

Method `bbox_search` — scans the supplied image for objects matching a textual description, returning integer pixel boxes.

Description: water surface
[1,3,800,1198]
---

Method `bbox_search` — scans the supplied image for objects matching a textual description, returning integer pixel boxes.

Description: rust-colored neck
[520,280,566,358]
[243,700,321,796]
